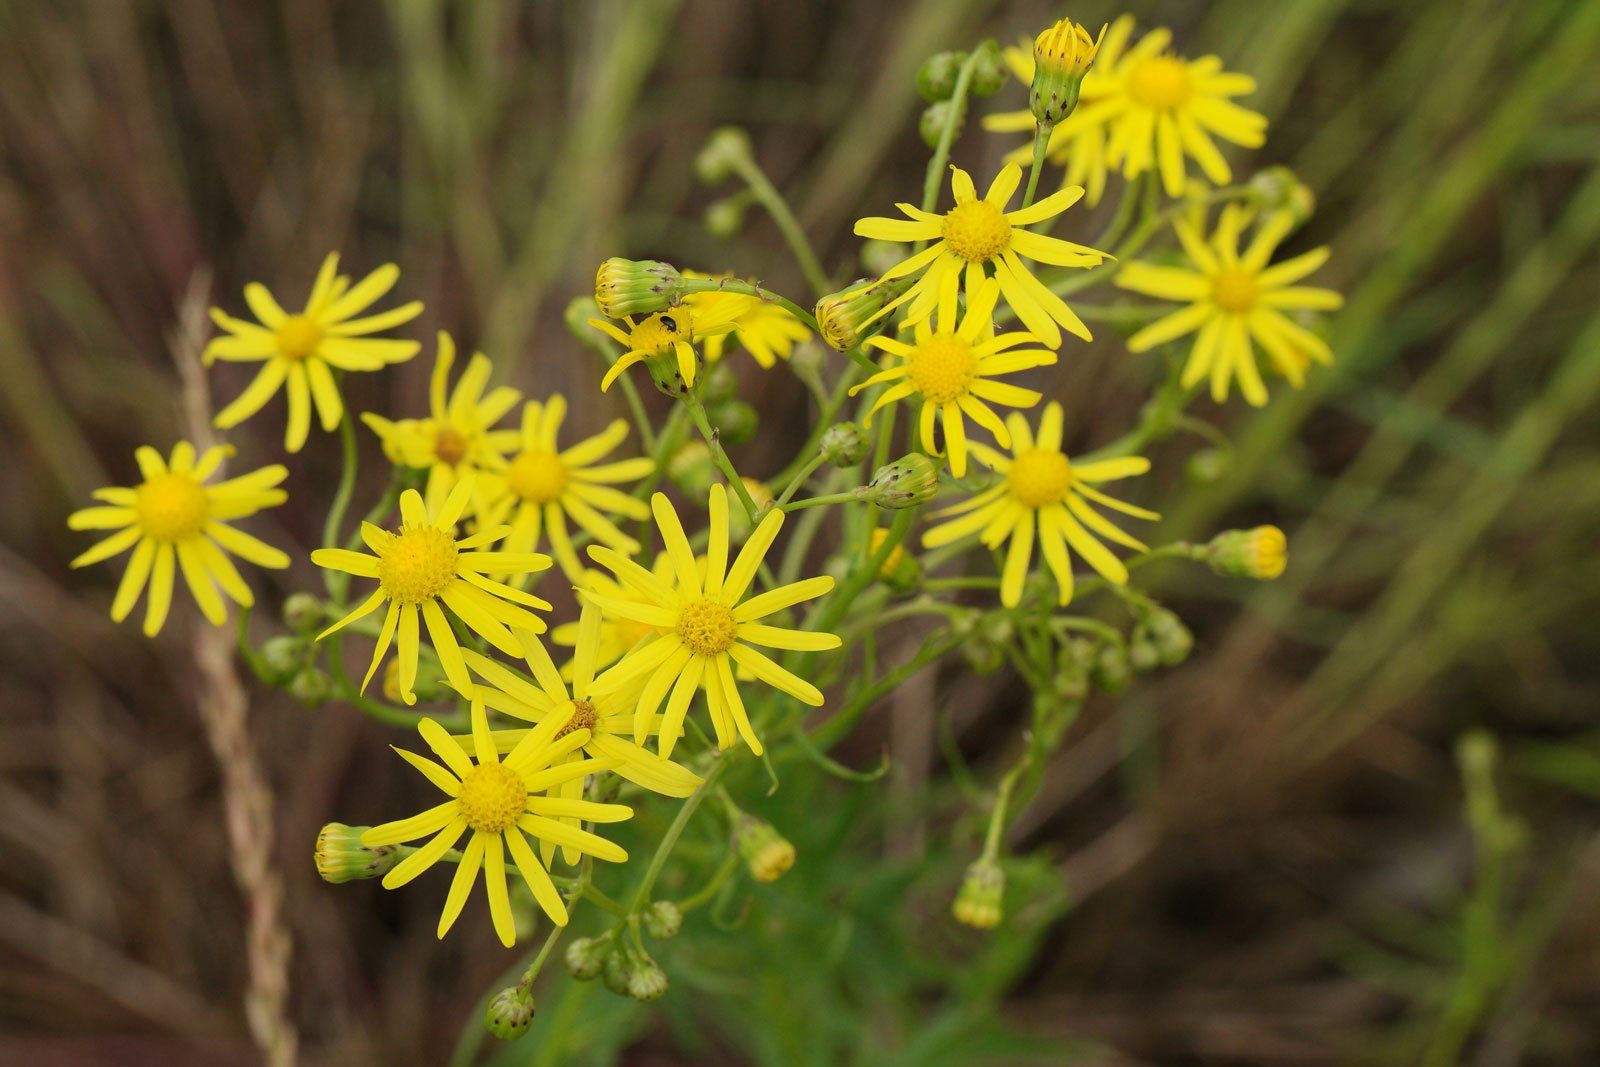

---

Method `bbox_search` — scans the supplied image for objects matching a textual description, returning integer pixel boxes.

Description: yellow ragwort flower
[69,442,289,635]
[1116,205,1342,405]
[361,332,522,514]
[479,396,654,581]
[586,299,745,392]
[922,403,1156,606]
[311,477,552,705]
[459,603,704,805]
[360,698,630,946]
[684,272,813,369]
[987,16,1268,202]
[206,252,422,452]
[853,163,1108,348]
[584,484,840,757]
[849,277,1054,477]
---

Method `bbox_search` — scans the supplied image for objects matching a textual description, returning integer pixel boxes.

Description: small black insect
[659,315,678,332]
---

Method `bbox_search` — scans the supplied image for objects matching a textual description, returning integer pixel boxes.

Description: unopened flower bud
[816,279,893,351]
[707,399,758,446]
[642,900,683,940]
[919,100,963,149]
[963,614,1012,675]
[259,634,304,685]
[1185,447,1228,485]
[868,527,922,594]
[314,823,402,884]
[953,857,1004,929]
[594,258,684,319]
[916,50,967,102]
[695,126,752,184]
[734,815,795,882]
[1090,643,1130,694]
[1249,166,1316,229]
[565,296,603,343]
[288,668,331,709]
[1206,525,1287,580]
[819,423,870,466]
[700,360,738,405]
[667,441,717,497]
[1051,659,1089,704]
[859,454,939,509]
[1128,635,1161,673]
[281,593,324,634]
[485,987,534,1040]
[626,955,669,1002]
[565,935,612,981]
[969,39,1007,97]
[601,946,633,996]
[1030,18,1103,126]
[1147,608,1193,666]
[704,196,747,238]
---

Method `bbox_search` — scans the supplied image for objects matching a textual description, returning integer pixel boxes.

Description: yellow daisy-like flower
[361,332,521,515]
[584,484,841,758]
[68,442,289,636]
[478,397,654,582]
[1115,205,1342,405]
[460,603,704,804]
[853,163,1108,348]
[206,253,422,453]
[922,403,1156,607]
[586,299,745,392]
[684,273,813,369]
[987,16,1267,202]
[311,477,553,705]
[360,697,630,946]
[848,277,1054,477]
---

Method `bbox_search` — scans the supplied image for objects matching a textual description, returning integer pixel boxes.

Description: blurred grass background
[3,0,1599,1064]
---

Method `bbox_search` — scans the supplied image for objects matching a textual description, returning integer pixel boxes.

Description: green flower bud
[564,935,612,981]
[819,423,870,466]
[288,668,331,709]
[916,50,967,102]
[564,296,603,342]
[1206,526,1287,580]
[695,126,753,184]
[733,814,795,883]
[707,399,758,447]
[281,593,324,634]
[815,278,893,351]
[919,100,964,149]
[969,40,1007,97]
[1128,635,1161,673]
[700,360,739,405]
[952,857,1004,930]
[1029,18,1102,126]
[594,258,684,319]
[642,900,683,940]
[626,955,669,1002]
[1249,166,1316,229]
[259,635,304,685]
[1147,608,1193,666]
[961,637,1005,676]
[1051,661,1089,704]
[858,454,939,509]
[666,441,717,498]
[485,988,534,1040]
[314,823,402,884]
[704,196,747,238]
[1185,447,1228,485]
[1090,643,1131,694]
[1063,637,1096,671]
[601,945,633,996]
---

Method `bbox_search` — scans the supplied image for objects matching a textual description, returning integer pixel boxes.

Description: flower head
[68,442,289,635]
[359,698,631,946]
[684,273,812,369]
[853,164,1108,348]
[815,278,900,352]
[1116,205,1341,405]
[362,332,522,514]
[478,397,654,582]
[922,404,1157,606]
[206,253,422,452]
[311,477,552,704]
[587,300,743,393]
[584,484,841,757]
[849,277,1054,476]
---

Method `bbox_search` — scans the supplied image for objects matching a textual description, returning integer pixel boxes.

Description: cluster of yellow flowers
[67,10,1339,1004]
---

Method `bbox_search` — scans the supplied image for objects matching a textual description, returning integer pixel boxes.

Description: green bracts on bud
[1206,525,1287,579]
[733,815,795,883]
[485,987,534,1040]
[594,258,684,319]
[642,900,683,940]
[695,126,753,184]
[968,39,1007,97]
[1249,166,1316,229]
[953,857,1005,930]
[565,935,612,981]
[815,278,897,352]
[818,423,870,467]
[916,50,967,102]
[919,100,964,149]
[1029,18,1103,126]
[281,592,324,633]
[314,823,403,884]
[857,454,939,509]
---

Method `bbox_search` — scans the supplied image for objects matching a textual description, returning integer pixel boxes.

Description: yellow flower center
[434,426,469,466]
[376,525,459,605]
[677,598,737,656]
[1007,449,1074,508]
[630,310,689,354]
[275,314,322,361]
[456,763,525,833]
[941,199,1013,263]
[1128,56,1191,111]
[907,333,978,405]
[135,472,210,541]
[1211,268,1258,313]
[556,698,598,739]
[506,449,569,504]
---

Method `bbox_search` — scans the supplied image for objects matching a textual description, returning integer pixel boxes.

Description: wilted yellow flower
[684,272,812,369]
[68,442,288,635]
[206,253,421,453]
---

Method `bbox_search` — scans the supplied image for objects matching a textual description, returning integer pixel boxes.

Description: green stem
[1022,123,1052,210]
[676,277,820,333]
[684,393,760,519]
[321,414,359,597]
[918,51,983,221]
[782,489,861,512]
[627,757,729,913]
[774,454,825,508]
[730,159,831,297]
